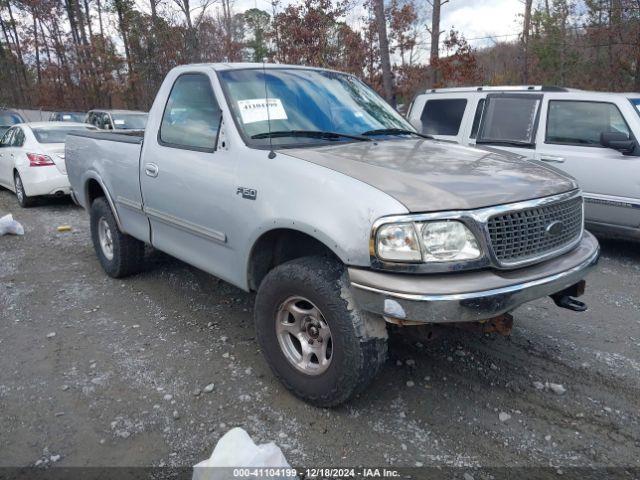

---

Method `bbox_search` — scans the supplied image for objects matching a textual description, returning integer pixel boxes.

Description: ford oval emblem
[545,220,565,236]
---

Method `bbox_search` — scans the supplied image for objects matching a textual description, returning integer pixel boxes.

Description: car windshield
[33,126,96,143]
[112,113,148,130]
[630,98,640,117]
[218,68,413,147]
[58,113,85,122]
[0,112,23,126]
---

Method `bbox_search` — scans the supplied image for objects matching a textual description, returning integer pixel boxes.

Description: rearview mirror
[600,131,635,154]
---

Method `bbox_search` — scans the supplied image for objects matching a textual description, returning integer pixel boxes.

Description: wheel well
[247,229,340,291]
[86,178,105,205]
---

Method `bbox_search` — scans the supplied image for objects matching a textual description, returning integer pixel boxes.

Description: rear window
[33,126,96,143]
[0,112,23,126]
[420,99,467,136]
[478,95,541,145]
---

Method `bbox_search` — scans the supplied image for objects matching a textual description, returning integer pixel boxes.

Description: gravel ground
[1,189,639,472]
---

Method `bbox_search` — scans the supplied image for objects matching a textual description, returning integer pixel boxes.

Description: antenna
[262,58,276,159]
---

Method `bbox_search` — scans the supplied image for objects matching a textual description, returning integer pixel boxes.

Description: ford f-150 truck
[66,63,600,407]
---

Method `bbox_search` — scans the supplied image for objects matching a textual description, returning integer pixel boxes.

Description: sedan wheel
[14,173,34,207]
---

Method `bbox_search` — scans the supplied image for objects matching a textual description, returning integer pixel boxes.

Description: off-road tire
[90,197,144,278]
[14,172,35,208]
[254,255,388,407]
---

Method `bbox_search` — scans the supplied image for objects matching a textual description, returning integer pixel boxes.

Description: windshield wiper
[360,128,432,139]
[251,130,371,141]
[475,139,534,147]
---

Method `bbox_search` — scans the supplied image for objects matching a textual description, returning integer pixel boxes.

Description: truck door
[139,70,239,285]
[535,98,640,229]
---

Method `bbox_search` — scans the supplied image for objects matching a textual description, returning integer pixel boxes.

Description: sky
[144,0,525,62]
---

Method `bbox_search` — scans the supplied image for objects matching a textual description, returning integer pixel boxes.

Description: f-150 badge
[237,187,257,200]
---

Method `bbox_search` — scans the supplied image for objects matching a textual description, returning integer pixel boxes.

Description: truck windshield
[112,113,148,130]
[218,68,413,147]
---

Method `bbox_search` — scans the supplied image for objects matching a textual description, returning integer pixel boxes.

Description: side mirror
[600,131,635,154]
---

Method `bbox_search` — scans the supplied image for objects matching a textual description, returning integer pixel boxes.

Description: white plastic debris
[193,427,294,480]
[0,214,24,236]
[498,412,511,422]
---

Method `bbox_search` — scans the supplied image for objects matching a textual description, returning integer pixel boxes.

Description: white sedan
[0,122,96,207]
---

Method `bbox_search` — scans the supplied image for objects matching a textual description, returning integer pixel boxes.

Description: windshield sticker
[114,119,125,125]
[237,98,287,124]
[62,114,72,120]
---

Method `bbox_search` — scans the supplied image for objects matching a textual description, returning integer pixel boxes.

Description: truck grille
[487,196,583,265]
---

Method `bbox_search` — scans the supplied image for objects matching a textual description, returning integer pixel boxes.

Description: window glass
[12,128,25,147]
[218,68,412,147]
[161,74,221,150]
[111,113,147,130]
[630,98,640,116]
[0,112,23,125]
[33,126,96,143]
[478,95,540,144]
[419,99,467,136]
[546,101,630,145]
[0,128,15,146]
[101,113,112,129]
[470,98,485,139]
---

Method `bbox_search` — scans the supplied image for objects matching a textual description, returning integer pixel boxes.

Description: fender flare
[82,171,124,230]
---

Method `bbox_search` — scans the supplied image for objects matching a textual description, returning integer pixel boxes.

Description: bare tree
[426,0,448,85]
[522,0,532,83]
[372,0,394,103]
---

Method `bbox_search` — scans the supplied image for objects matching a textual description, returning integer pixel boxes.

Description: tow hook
[550,280,587,312]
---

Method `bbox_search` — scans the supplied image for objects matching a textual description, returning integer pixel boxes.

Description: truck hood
[283,139,578,212]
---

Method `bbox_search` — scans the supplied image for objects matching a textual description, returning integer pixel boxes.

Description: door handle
[539,155,565,163]
[145,163,159,177]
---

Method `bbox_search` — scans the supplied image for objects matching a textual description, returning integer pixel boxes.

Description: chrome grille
[487,196,583,265]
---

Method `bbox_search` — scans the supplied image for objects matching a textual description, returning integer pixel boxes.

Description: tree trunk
[33,11,41,85]
[522,0,532,83]
[372,0,393,104]
[114,0,139,108]
[428,0,444,86]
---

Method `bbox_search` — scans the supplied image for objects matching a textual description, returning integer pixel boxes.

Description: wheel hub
[98,217,114,261]
[275,296,333,376]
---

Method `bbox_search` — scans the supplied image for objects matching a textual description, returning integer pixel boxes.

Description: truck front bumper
[349,231,600,324]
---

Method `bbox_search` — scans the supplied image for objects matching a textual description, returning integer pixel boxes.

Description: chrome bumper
[349,231,600,324]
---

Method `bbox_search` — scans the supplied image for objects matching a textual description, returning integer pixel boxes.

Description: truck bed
[65,130,149,242]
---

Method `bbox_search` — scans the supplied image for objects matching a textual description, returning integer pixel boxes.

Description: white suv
[407,86,640,242]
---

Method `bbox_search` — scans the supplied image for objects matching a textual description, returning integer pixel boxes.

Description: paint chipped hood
[283,139,578,212]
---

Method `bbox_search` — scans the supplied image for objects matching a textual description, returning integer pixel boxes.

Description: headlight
[420,221,480,261]
[376,223,421,261]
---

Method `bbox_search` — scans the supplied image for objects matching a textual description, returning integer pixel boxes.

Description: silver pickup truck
[66,63,600,406]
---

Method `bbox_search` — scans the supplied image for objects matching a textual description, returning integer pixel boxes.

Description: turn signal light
[27,153,55,167]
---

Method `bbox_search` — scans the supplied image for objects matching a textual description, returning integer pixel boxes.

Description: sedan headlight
[375,220,481,263]
[420,221,480,261]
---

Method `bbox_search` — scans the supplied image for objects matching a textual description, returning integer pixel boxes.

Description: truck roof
[173,62,341,74]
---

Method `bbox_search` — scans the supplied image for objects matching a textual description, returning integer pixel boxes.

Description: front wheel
[14,172,35,208]
[254,256,388,407]
[90,197,145,278]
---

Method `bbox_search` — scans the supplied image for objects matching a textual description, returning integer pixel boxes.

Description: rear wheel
[14,173,35,208]
[255,256,388,407]
[90,197,144,278]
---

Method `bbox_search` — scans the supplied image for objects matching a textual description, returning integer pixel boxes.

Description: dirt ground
[1,190,639,474]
